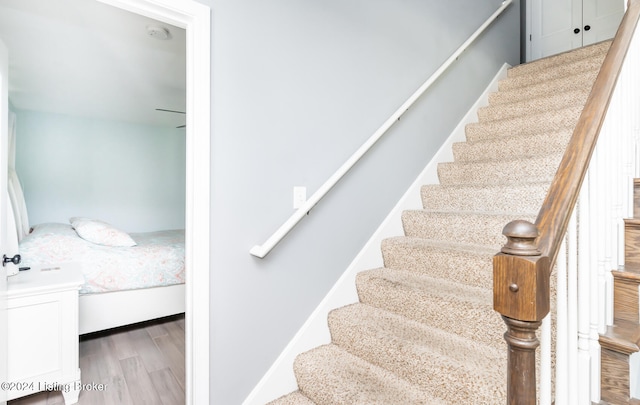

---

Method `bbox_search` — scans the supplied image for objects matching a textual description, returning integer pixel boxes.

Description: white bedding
[19,223,185,295]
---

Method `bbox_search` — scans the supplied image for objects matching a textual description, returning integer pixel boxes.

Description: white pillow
[69,217,137,247]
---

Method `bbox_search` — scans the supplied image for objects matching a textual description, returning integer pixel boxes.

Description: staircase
[599,179,640,405]
[267,41,611,405]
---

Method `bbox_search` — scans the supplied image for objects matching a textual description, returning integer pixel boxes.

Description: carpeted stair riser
[464,105,584,142]
[294,344,443,405]
[477,87,591,122]
[401,210,536,249]
[489,68,599,106]
[437,153,564,186]
[506,40,610,78]
[381,237,495,290]
[356,268,505,350]
[452,129,572,162]
[328,303,506,404]
[420,183,551,213]
[498,52,606,91]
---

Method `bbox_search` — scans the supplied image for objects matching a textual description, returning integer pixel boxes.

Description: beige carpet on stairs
[267,40,610,405]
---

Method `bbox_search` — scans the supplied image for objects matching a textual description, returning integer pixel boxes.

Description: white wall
[14,110,185,232]
[201,0,520,403]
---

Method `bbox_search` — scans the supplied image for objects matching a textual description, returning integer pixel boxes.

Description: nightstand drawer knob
[3,254,21,267]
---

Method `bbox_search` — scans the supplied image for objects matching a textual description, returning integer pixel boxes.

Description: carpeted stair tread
[267,391,316,405]
[498,51,606,90]
[465,105,584,142]
[401,210,536,250]
[381,236,496,289]
[437,153,564,186]
[477,87,591,122]
[452,128,573,161]
[489,68,599,106]
[420,182,551,213]
[356,268,505,349]
[506,40,610,78]
[328,303,506,404]
[294,344,444,405]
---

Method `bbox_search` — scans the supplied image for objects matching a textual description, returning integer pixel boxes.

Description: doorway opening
[0,0,210,403]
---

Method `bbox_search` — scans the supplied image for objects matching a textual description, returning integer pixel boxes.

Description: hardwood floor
[8,314,185,405]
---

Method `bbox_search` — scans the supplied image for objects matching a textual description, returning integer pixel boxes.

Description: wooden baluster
[494,220,551,405]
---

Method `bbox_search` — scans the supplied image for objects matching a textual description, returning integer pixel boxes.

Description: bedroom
[0,0,189,403]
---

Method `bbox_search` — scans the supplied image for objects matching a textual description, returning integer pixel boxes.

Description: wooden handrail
[493,1,640,404]
[535,0,640,266]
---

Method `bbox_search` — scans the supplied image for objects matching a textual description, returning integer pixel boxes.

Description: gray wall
[14,110,186,232]
[205,0,520,402]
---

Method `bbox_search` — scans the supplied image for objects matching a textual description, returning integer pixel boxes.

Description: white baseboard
[242,63,510,405]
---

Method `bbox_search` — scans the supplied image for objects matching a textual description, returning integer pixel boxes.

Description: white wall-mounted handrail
[250,0,513,258]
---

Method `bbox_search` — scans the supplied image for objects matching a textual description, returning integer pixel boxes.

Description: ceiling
[0,0,186,128]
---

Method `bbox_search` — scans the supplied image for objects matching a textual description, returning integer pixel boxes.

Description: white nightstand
[6,263,84,404]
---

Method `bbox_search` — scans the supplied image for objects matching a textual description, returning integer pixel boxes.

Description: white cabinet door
[531,0,583,60]
[582,0,625,45]
[529,0,624,61]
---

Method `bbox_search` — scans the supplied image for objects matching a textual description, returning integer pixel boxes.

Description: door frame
[0,38,9,405]
[96,0,211,403]
[525,0,532,61]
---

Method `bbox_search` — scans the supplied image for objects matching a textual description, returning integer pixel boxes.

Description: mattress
[19,223,185,295]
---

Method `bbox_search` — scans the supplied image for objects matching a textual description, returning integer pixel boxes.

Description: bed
[17,220,186,334]
[6,111,185,335]
[8,172,185,334]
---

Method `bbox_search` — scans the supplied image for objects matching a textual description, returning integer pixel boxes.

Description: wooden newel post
[493,220,551,405]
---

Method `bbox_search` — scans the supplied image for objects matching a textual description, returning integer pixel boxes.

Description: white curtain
[7,111,29,241]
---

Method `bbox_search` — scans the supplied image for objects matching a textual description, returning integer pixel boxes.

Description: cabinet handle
[574,28,581,34]
[584,25,591,31]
